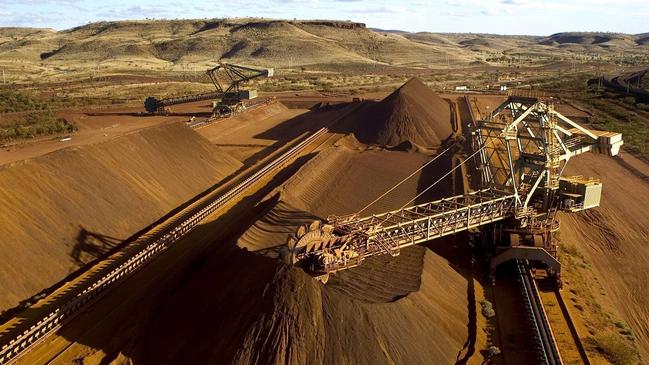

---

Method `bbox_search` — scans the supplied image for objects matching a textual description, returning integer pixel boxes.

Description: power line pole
[598,76,602,91]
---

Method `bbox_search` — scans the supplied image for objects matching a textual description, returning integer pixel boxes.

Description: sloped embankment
[351,77,453,147]
[64,79,481,364]
[135,142,477,364]
[0,122,241,311]
[559,153,649,361]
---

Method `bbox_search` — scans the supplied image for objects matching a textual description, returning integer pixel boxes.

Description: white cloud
[0,0,646,34]
[96,4,174,20]
[271,0,318,3]
[481,8,499,15]
[353,5,405,14]
[0,12,62,26]
[444,9,472,17]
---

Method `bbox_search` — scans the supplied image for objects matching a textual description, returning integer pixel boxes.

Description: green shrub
[0,89,100,113]
[0,90,47,113]
[480,299,495,318]
[0,110,76,142]
[484,345,501,358]
[595,333,639,365]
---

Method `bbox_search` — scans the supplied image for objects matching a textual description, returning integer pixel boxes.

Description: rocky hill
[0,19,647,76]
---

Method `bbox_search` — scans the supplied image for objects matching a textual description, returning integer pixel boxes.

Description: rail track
[516,260,563,365]
[591,69,649,101]
[463,95,590,364]
[0,124,331,365]
[187,97,277,129]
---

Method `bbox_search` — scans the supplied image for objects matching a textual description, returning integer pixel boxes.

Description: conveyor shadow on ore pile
[251,103,353,140]
[48,152,321,364]
[222,102,358,168]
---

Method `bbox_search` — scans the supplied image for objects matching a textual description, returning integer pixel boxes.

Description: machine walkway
[304,188,517,273]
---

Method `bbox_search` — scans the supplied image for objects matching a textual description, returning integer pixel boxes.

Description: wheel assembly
[286,220,336,265]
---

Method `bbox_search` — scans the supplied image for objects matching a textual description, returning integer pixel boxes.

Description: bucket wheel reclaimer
[285,220,348,284]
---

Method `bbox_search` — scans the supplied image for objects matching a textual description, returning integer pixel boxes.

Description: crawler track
[516,260,563,365]
[0,126,330,365]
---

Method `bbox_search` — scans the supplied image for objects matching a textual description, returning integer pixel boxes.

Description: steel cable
[355,145,454,216]
[372,144,486,228]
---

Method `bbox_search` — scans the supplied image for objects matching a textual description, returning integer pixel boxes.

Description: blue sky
[0,0,647,35]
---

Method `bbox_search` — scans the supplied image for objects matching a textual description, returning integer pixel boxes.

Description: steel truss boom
[288,95,623,282]
[144,62,273,113]
[297,188,517,273]
[207,62,273,98]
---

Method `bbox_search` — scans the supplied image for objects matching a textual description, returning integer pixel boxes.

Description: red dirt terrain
[0,80,512,364]
[111,79,492,364]
[0,122,240,311]
[6,80,497,364]
[560,151,649,361]
[0,105,191,166]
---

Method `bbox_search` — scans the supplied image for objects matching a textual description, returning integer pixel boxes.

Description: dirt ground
[559,151,649,362]
[0,104,188,166]
[3,74,646,365]
[0,122,241,311]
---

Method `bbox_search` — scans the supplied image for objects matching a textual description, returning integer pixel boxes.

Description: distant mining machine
[285,94,622,286]
[144,62,273,115]
[207,63,273,116]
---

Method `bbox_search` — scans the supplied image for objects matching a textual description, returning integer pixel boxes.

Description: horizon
[3,17,647,37]
[0,0,647,36]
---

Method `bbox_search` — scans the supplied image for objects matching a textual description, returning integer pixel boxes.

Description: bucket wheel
[287,220,336,264]
[286,220,337,283]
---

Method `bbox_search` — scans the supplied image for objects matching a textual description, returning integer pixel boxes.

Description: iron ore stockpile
[353,77,454,148]
[80,78,487,364]
[1,78,549,364]
[0,123,241,310]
